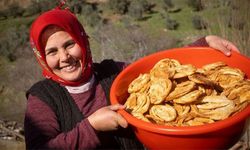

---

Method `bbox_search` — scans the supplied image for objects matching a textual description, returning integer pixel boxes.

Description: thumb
[108,104,125,111]
[219,46,231,56]
[227,42,240,53]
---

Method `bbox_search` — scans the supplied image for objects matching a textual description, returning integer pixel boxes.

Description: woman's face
[43,29,83,82]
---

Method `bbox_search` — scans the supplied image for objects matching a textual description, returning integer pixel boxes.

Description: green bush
[38,0,57,12]
[4,4,24,18]
[187,0,203,11]
[0,11,7,20]
[192,15,207,30]
[128,1,144,20]
[0,26,29,62]
[163,0,174,11]
[79,3,102,27]
[165,17,179,30]
[22,2,41,17]
[80,3,96,16]
[108,0,129,14]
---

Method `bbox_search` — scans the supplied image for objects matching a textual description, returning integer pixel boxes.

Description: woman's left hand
[205,35,240,56]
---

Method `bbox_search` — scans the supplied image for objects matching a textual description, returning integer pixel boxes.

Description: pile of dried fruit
[125,59,250,126]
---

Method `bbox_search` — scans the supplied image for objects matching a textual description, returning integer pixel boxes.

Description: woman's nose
[59,49,69,61]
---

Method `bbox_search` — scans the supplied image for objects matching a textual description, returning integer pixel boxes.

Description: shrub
[22,1,41,17]
[192,15,207,30]
[108,0,129,14]
[5,3,24,18]
[79,3,102,27]
[137,0,154,14]
[38,0,57,12]
[165,16,179,30]
[80,3,96,16]
[163,0,174,11]
[187,0,203,11]
[0,11,7,20]
[92,23,178,62]
[128,1,144,20]
[0,25,29,62]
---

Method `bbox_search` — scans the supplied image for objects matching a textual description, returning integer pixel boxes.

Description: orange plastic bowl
[110,47,250,150]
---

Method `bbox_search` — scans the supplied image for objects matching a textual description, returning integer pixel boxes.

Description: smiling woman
[24,2,242,149]
[42,27,84,82]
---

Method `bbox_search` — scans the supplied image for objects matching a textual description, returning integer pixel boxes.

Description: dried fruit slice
[174,104,190,116]
[166,81,196,101]
[208,67,245,88]
[132,93,150,114]
[128,74,150,93]
[148,78,172,104]
[131,112,150,122]
[149,104,177,122]
[153,58,181,69]
[124,93,137,111]
[202,61,227,72]
[151,58,181,79]
[188,73,223,92]
[173,64,197,79]
[197,95,235,120]
[150,66,175,79]
[173,90,203,104]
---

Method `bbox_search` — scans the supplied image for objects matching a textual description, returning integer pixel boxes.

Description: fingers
[206,35,241,56]
[108,104,128,128]
[218,43,231,56]
[223,40,240,53]
[116,113,128,128]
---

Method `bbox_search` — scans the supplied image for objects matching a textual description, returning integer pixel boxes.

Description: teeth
[66,65,73,70]
[62,61,77,72]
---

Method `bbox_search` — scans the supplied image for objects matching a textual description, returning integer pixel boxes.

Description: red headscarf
[29,7,93,86]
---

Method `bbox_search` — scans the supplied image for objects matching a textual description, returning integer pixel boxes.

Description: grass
[0,15,35,32]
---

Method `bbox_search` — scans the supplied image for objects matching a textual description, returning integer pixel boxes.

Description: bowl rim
[110,47,250,135]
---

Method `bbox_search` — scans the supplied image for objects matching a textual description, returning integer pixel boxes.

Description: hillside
[0,0,31,10]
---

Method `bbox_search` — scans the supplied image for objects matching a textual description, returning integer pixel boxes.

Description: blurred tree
[128,1,144,20]
[4,3,24,18]
[22,1,41,17]
[187,0,203,11]
[165,15,179,30]
[38,0,57,12]
[108,0,129,14]
[79,3,102,27]
[0,26,29,62]
[162,0,174,11]
[192,15,207,30]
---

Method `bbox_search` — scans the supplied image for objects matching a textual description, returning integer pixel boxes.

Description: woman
[25,6,240,149]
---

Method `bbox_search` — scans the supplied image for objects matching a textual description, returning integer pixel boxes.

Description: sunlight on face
[42,27,84,82]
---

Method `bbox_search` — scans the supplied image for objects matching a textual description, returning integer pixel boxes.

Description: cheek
[46,56,58,69]
[71,45,83,60]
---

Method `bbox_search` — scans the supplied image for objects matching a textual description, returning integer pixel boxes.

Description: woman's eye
[46,49,57,55]
[65,41,75,50]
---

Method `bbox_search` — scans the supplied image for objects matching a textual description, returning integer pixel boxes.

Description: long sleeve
[187,36,209,47]
[24,95,100,149]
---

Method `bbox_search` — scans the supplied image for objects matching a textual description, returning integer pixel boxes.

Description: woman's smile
[59,60,80,72]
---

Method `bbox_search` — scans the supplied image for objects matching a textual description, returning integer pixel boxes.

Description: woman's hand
[205,35,240,56]
[88,104,128,131]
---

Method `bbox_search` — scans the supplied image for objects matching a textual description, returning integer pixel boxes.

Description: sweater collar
[64,75,95,94]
